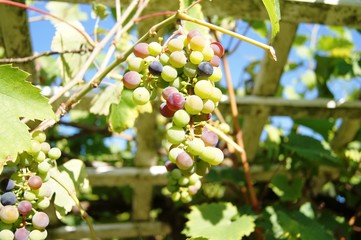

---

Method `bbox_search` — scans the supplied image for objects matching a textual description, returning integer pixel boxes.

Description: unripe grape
[161,65,178,82]
[0,205,19,224]
[209,67,222,82]
[48,147,61,160]
[32,212,49,229]
[132,87,150,105]
[32,131,46,143]
[201,129,219,146]
[29,229,48,240]
[14,228,29,240]
[189,51,204,64]
[133,43,149,58]
[202,45,214,61]
[209,87,223,103]
[209,55,221,67]
[187,29,202,41]
[166,126,186,144]
[0,229,14,240]
[183,62,197,77]
[148,42,162,56]
[189,36,206,51]
[169,51,187,68]
[187,138,205,156]
[168,147,183,163]
[167,38,184,52]
[173,109,190,127]
[202,99,215,114]
[126,57,145,72]
[200,146,224,165]
[184,95,203,115]
[176,151,194,171]
[194,80,213,99]
[166,92,185,111]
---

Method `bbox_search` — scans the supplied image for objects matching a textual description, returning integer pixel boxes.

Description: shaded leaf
[90,82,123,115]
[183,202,255,240]
[293,118,334,140]
[270,175,304,202]
[0,65,55,172]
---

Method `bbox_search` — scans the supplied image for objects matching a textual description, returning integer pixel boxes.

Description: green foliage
[261,0,281,40]
[0,65,54,172]
[269,175,304,202]
[90,82,123,115]
[183,202,255,240]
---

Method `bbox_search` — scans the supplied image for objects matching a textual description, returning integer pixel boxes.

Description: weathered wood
[48,221,171,239]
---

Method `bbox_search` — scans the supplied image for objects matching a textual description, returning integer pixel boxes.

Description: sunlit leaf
[261,0,281,40]
[90,82,123,115]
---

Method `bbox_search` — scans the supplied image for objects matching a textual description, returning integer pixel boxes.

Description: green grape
[187,138,205,156]
[167,38,184,52]
[202,99,215,114]
[171,192,181,202]
[202,45,214,61]
[209,87,222,103]
[34,151,46,163]
[168,147,183,163]
[48,147,61,160]
[28,140,41,155]
[169,51,187,68]
[184,95,203,115]
[40,142,50,154]
[200,146,224,165]
[188,173,199,185]
[126,56,145,72]
[170,77,181,89]
[166,126,186,144]
[159,53,170,65]
[0,229,14,240]
[189,51,204,64]
[32,131,46,143]
[37,161,51,174]
[23,191,36,201]
[209,67,222,82]
[173,109,190,127]
[183,62,197,78]
[36,197,50,210]
[161,65,178,82]
[132,87,150,105]
[148,42,162,56]
[194,80,213,99]
[171,168,182,180]
[29,229,47,240]
[0,205,19,224]
[180,190,192,203]
[178,176,190,186]
[189,35,206,51]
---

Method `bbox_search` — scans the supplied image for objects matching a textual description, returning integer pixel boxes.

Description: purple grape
[201,128,218,146]
[14,228,29,240]
[210,41,225,57]
[165,161,177,172]
[32,212,49,229]
[160,102,175,118]
[28,176,42,190]
[0,178,15,192]
[162,86,179,100]
[148,61,163,75]
[176,151,194,170]
[18,200,32,215]
[166,92,185,111]
[197,62,214,76]
[133,43,149,58]
[1,192,17,205]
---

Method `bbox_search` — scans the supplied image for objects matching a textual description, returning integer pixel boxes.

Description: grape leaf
[180,0,209,37]
[270,175,304,202]
[183,202,255,240]
[46,2,87,21]
[261,0,281,40]
[90,82,123,115]
[0,65,55,173]
[50,159,89,219]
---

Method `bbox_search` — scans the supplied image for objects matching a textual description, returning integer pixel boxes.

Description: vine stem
[51,172,97,240]
[177,11,277,61]
[0,0,95,47]
[204,124,244,154]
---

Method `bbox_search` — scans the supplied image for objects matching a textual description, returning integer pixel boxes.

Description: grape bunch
[0,131,61,240]
[123,30,225,202]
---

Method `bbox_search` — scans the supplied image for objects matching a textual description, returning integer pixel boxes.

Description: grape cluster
[0,131,61,240]
[123,30,225,202]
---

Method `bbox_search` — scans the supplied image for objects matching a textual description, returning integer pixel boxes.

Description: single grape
[200,146,224,165]
[194,80,213,99]
[166,92,185,111]
[148,61,163,75]
[178,176,190,186]
[187,138,205,156]
[29,229,47,240]
[126,56,145,72]
[14,228,30,240]
[201,129,219,146]
[202,99,215,114]
[170,77,181,89]
[162,86,179,100]
[0,205,19,224]
[183,62,197,78]
[209,87,223,103]
[167,38,184,52]
[0,229,14,240]
[1,192,17,205]
[34,151,46,163]
[189,36,206,51]
[133,42,149,58]
[181,190,192,203]
[169,51,187,68]
[37,161,51,174]
[36,197,50,210]
[176,151,194,170]
[170,168,182,180]
[35,183,52,198]
[168,147,183,163]
[18,200,32,215]
[189,173,200,185]
[28,176,42,190]
[161,65,178,82]
[132,87,150,105]
[32,131,46,143]
[48,147,61,160]
[184,95,203,115]
[160,102,175,118]
[0,178,15,192]
[148,42,162,56]
[165,161,177,172]
[32,212,49,230]
[202,45,214,61]
[187,29,202,41]
[28,140,41,155]
[23,191,36,201]
[210,41,225,57]
[189,51,204,64]
[159,53,170,65]
[173,109,190,127]
[209,66,222,82]
[197,62,214,76]
[171,191,181,202]
[123,71,141,89]
[166,126,186,144]
[209,55,221,67]
[40,142,50,154]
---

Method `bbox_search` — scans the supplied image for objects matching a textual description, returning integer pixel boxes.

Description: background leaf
[270,175,304,202]
[0,65,55,172]
[261,0,281,40]
[90,82,123,115]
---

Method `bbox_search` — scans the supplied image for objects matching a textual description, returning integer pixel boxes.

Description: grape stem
[177,11,277,61]
[50,172,98,240]
[204,124,244,154]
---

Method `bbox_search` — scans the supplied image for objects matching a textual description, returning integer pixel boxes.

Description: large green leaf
[0,65,55,172]
[183,202,255,240]
[261,0,281,40]
[50,159,89,219]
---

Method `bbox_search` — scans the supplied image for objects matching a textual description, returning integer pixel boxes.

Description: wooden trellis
[1,0,361,239]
